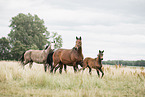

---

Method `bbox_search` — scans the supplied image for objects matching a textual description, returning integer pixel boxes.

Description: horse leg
[50,62,58,73]
[47,64,50,71]
[79,62,87,71]
[88,66,92,75]
[44,64,47,72]
[79,64,86,73]
[29,61,33,69]
[64,64,67,73]
[54,65,60,73]
[96,69,100,77]
[73,66,77,73]
[50,66,54,73]
[47,63,51,72]
[99,68,104,78]
[22,59,29,69]
[59,63,63,74]
[48,60,53,72]
[76,65,79,72]
[21,62,25,69]
[73,62,78,73]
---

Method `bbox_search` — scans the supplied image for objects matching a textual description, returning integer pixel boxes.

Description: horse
[80,50,104,78]
[20,42,55,72]
[50,36,84,74]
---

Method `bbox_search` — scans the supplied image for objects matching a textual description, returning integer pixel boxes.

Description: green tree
[0,37,11,60]
[8,13,48,50]
[47,32,63,49]
[8,13,63,60]
[10,40,27,60]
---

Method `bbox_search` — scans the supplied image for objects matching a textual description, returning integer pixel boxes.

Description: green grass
[0,61,145,97]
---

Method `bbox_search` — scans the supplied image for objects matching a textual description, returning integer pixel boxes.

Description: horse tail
[20,51,25,63]
[46,52,54,65]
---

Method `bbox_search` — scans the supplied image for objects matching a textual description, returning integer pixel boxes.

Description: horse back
[24,50,45,63]
[53,49,65,64]
[84,57,98,68]
[84,57,94,64]
[31,50,44,57]
[53,48,80,65]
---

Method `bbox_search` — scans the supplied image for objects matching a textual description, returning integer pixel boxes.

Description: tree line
[0,13,62,60]
[103,60,145,67]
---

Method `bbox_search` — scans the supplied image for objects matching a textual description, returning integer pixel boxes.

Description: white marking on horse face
[51,43,55,50]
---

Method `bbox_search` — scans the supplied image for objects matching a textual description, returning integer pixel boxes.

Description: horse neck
[45,46,51,54]
[75,46,82,55]
[96,55,102,65]
[78,47,82,54]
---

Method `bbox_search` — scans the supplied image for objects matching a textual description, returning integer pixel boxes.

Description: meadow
[0,61,144,97]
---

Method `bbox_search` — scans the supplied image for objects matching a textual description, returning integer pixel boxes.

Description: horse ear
[99,50,101,53]
[79,36,82,40]
[102,50,104,53]
[76,36,78,40]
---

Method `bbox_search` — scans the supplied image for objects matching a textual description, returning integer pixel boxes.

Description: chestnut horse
[50,36,83,73]
[80,50,104,78]
[20,42,55,72]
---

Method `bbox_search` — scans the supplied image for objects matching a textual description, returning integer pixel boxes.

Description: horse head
[51,41,55,50]
[75,36,82,50]
[98,50,104,60]
[45,41,55,50]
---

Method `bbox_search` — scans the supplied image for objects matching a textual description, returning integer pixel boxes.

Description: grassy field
[0,61,144,97]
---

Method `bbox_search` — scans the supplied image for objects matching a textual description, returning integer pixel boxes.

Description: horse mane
[72,47,77,51]
[78,46,82,54]
[45,45,49,50]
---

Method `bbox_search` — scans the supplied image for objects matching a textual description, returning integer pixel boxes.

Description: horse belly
[92,66,97,69]
[92,64,102,69]
[61,57,73,64]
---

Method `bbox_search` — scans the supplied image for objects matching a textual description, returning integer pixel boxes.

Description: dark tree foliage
[10,40,27,60]
[103,60,145,67]
[5,13,63,60]
[50,32,63,49]
[8,13,48,50]
[0,37,11,60]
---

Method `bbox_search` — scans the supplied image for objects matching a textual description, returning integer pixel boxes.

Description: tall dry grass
[0,61,144,97]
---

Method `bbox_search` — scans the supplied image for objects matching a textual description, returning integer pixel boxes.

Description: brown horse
[80,50,104,78]
[20,42,55,72]
[50,36,83,73]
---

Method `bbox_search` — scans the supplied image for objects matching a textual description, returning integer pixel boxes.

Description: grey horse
[20,42,55,72]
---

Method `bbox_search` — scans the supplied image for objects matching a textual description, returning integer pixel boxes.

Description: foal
[81,50,104,78]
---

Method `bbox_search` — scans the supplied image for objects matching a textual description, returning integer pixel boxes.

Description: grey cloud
[0,0,145,60]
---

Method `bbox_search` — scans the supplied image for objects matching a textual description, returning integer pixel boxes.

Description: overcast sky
[0,0,145,60]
